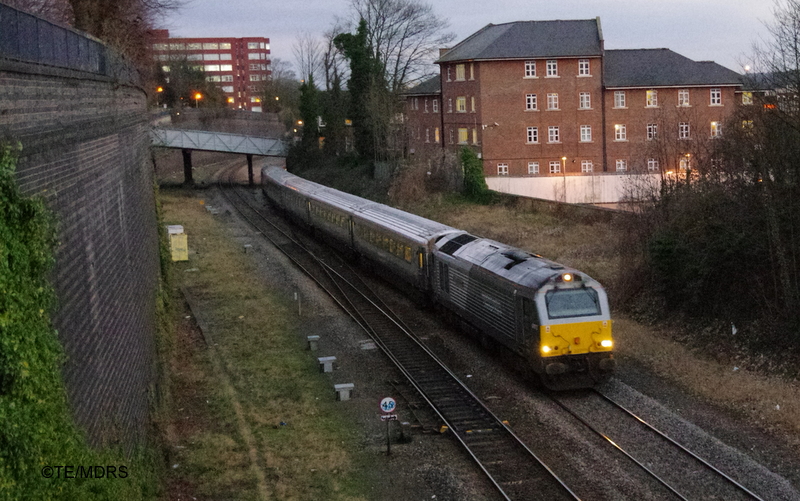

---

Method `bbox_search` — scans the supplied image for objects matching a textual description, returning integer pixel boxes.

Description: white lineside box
[167,225,188,261]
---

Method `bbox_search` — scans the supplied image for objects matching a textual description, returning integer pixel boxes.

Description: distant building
[404,19,747,203]
[150,30,271,111]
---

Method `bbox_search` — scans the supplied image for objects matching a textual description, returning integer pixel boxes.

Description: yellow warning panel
[167,225,189,261]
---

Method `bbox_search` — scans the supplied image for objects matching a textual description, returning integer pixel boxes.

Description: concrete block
[307,335,320,351]
[318,356,336,373]
[334,383,354,401]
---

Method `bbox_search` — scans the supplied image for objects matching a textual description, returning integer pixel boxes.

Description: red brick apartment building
[151,30,271,111]
[405,19,747,193]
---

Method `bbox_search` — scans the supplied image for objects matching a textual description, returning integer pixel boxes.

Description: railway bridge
[151,127,288,185]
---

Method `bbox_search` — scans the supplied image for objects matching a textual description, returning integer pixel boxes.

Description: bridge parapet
[151,127,288,156]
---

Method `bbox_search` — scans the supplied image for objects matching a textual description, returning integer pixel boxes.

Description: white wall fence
[487,172,662,204]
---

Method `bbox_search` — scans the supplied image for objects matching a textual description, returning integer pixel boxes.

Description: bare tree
[293,32,324,85]
[4,0,71,24]
[349,0,455,92]
[322,20,351,91]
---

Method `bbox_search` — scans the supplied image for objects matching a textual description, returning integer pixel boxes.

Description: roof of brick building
[604,49,742,88]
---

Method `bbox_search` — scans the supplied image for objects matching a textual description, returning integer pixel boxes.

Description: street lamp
[194,92,202,108]
[156,86,163,107]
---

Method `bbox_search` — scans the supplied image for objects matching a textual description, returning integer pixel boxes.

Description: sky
[160,0,777,75]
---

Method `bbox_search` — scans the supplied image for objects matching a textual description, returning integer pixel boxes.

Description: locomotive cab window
[545,288,601,319]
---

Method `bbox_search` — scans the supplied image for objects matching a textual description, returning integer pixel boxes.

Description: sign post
[380,397,397,455]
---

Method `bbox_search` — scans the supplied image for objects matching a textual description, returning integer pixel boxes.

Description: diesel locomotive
[262,166,614,389]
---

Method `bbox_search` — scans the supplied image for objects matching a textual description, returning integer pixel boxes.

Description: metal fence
[0,3,139,84]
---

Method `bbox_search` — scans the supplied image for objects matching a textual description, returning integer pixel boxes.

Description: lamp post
[194,92,202,108]
[156,86,163,107]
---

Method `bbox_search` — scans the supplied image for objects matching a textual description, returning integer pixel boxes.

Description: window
[458,128,469,144]
[526,127,539,144]
[646,90,658,107]
[425,128,430,143]
[203,53,220,61]
[206,76,220,82]
[222,86,234,93]
[248,42,259,49]
[169,43,186,50]
[547,93,559,110]
[202,42,218,50]
[446,66,451,82]
[546,60,558,76]
[578,59,590,76]
[446,98,452,113]
[204,64,220,72]
[581,160,593,172]
[473,128,478,144]
[710,88,722,105]
[249,63,261,70]
[616,159,627,172]
[548,126,560,143]
[614,124,627,141]
[528,162,540,175]
[186,54,201,61]
[549,161,561,173]
[470,63,475,80]
[648,159,659,171]
[220,75,233,82]
[423,98,428,113]
[678,89,690,106]
[456,96,466,112]
[248,53,262,60]
[456,64,466,81]
[412,98,418,110]
[545,288,601,319]
[220,53,232,60]
[647,123,658,140]
[580,125,592,142]
[497,163,509,176]
[679,122,690,139]
[614,91,626,108]
[220,65,233,71]
[711,121,722,137]
[579,92,591,109]
[742,92,753,105]
[432,99,438,113]
[434,127,440,142]
[680,156,691,170]
[525,60,537,78]
[449,128,454,144]
[249,74,262,81]
[219,43,232,50]
[153,43,168,50]
[471,96,476,112]
[526,94,538,111]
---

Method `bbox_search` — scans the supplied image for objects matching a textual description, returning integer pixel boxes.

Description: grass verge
[158,188,370,500]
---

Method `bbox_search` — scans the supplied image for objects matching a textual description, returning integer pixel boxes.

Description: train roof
[436,232,596,290]
[264,166,458,243]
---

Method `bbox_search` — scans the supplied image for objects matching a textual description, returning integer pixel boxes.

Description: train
[261,166,615,390]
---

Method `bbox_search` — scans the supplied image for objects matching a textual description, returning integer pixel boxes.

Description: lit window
[614,91,626,108]
[547,93,559,110]
[434,127,440,142]
[647,123,658,140]
[616,159,627,171]
[678,89,690,106]
[581,160,593,172]
[615,124,627,141]
[202,42,218,50]
[456,96,466,113]
[710,88,722,105]
[219,43,232,50]
[498,163,509,175]
[580,125,592,142]
[206,76,221,82]
[527,127,539,144]
[711,121,722,137]
[646,90,658,107]
[524,60,536,78]
[679,122,690,139]
[204,64,220,72]
[526,94,538,111]
[248,53,261,60]
[742,92,753,105]
[548,126,560,143]
[456,64,466,81]
[528,162,539,175]
[222,86,234,93]
[546,60,558,77]
[578,59,590,76]
[169,43,185,50]
[680,156,691,170]
[153,43,168,51]
[549,161,561,173]
[458,128,469,144]
[579,92,591,109]
[472,128,478,144]
[248,42,259,49]
[648,159,659,171]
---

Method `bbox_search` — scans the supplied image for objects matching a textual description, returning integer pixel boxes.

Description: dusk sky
[160,0,777,75]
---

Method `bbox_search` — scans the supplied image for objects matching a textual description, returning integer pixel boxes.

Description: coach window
[439,263,450,292]
[522,297,539,333]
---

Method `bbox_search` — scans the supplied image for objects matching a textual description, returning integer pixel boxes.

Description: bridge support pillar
[182,149,193,185]
[247,154,254,186]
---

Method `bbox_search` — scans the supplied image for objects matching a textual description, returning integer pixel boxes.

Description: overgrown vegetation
[0,144,158,499]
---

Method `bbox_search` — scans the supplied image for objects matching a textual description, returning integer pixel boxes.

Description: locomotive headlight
[562,273,573,282]
[600,340,613,348]
[541,346,552,354]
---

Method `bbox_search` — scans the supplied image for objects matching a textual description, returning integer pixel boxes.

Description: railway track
[550,389,765,501]
[216,175,579,501]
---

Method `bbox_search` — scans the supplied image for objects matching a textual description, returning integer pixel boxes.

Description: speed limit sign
[380,397,396,414]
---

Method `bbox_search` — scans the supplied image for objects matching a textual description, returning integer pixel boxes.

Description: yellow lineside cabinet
[167,225,189,261]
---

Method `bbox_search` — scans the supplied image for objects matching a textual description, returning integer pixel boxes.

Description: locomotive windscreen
[545,288,601,319]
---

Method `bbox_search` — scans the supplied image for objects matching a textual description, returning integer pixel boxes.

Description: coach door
[520,296,539,346]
